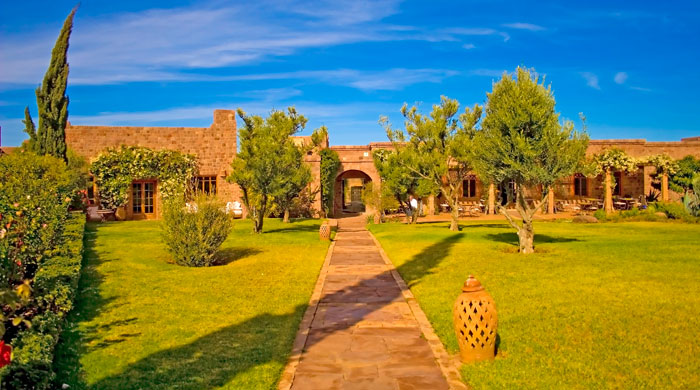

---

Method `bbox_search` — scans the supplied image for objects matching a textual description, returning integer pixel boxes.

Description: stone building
[59,109,700,219]
[65,109,323,220]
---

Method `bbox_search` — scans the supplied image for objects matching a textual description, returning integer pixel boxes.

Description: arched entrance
[334,170,372,216]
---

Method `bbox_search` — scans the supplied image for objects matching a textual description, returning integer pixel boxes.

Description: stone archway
[334,170,373,216]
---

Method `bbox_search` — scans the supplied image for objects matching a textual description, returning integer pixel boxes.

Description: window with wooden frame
[132,181,156,215]
[613,171,622,196]
[573,174,588,197]
[462,176,477,198]
[194,176,217,195]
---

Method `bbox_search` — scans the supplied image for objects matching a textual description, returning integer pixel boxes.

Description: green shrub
[683,193,700,217]
[0,152,73,287]
[654,202,689,219]
[593,209,607,221]
[0,214,85,389]
[161,196,233,267]
[620,207,640,218]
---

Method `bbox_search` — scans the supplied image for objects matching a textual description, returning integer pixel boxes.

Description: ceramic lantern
[319,222,331,240]
[453,275,498,363]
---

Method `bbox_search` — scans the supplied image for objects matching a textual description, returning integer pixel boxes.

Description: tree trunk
[449,195,460,231]
[514,185,536,254]
[547,187,555,214]
[282,208,290,223]
[488,183,496,215]
[518,220,535,254]
[253,211,264,233]
[604,169,613,213]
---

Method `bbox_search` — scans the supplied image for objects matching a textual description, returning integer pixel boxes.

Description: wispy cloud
[462,43,476,50]
[440,27,510,42]
[231,87,303,101]
[470,69,507,78]
[630,86,652,92]
[614,72,628,84]
[174,68,458,91]
[0,1,514,88]
[502,22,546,31]
[580,72,600,89]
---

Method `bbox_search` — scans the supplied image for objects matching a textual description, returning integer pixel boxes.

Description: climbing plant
[643,154,678,179]
[90,146,197,209]
[319,148,341,217]
[591,148,638,213]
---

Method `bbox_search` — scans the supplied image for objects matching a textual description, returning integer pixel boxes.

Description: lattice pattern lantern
[319,222,331,240]
[453,275,498,363]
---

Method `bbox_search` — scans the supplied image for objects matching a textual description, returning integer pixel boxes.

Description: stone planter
[453,275,498,363]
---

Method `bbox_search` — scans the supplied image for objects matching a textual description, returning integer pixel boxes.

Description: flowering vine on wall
[90,146,198,209]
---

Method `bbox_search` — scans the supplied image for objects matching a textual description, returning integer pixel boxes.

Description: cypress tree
[35,7,76,161]
[22,106,37,152]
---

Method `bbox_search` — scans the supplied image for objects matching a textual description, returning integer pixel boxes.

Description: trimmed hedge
[1,213,85,389]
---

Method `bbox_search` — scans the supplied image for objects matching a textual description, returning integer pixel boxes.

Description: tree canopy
[382,96,481,230]
[472,66,589,253]
[228,107,321,233]
[669,155,700,194]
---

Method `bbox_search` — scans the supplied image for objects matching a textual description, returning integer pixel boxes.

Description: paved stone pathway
[281,216,464,390]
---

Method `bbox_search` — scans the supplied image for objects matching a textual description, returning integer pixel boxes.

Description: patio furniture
[439,203,451,213]
[459,201,483,217]
[225,201,243,218]
[613,201,628,210]
[96,209,116,222]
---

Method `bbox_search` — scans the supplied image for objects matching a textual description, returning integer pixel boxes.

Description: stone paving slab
[279,216,465,390]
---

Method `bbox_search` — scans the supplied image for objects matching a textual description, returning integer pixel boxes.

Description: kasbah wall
[64,109,700,219]
[65,109,322,219]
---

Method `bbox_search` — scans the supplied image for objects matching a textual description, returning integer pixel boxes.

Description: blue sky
[1,0,699,146]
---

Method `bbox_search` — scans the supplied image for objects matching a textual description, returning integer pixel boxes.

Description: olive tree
[372,149,434,224]
[381,96,481,231]
[228,107,311,233]
[472,67,589,253]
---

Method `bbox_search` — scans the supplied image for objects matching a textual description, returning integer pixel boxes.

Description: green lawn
[369,220,700,389]
[54,218,328,390]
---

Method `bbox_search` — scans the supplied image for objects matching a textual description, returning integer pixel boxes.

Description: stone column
[488,183,496,215]
[661,173,669,201]
[547,187,555,214]
[604,170,613,213]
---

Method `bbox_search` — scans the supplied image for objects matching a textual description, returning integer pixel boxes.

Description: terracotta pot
[453,275,498,363]
[319,222,331,241]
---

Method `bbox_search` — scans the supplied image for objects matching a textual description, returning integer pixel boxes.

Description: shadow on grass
[58,223,462,389]
[398,234,463,288]
[91,306,307,390]
[213,247,263,265]
[264,222,320,234]
[485,232,580,246]
[53,223,118,387]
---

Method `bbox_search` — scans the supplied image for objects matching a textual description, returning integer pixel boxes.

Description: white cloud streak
[502,22,546,31]
[580,72,601,89]
[614,72,628,84]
